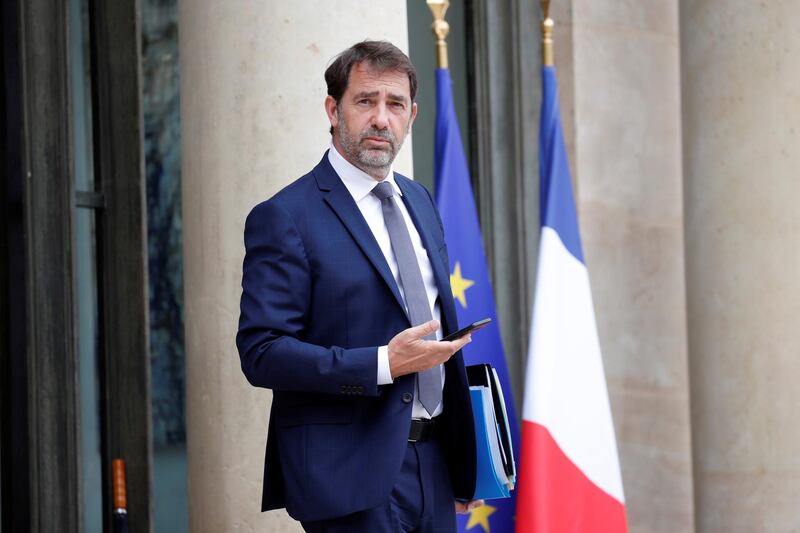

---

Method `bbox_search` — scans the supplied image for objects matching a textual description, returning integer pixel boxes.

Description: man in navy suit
[237,41,482,532]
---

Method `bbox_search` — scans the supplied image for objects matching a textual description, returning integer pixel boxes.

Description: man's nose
[370,102,390,129]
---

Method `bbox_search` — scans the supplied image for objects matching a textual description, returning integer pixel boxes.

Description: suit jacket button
[401,392,413,404]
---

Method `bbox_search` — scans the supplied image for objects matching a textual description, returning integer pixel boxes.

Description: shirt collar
[328,142,402,203]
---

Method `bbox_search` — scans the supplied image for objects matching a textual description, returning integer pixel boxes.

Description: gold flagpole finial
[427,0,450,69]
[541,0,554,66]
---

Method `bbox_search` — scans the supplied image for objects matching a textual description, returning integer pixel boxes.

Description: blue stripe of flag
[540,66,585,264]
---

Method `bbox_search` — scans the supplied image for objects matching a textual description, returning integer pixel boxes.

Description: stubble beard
[337,104,408,178]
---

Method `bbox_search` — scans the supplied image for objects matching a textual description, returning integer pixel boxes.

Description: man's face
[325,62,417,180]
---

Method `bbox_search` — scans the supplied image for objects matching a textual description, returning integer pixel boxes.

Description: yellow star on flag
[466,503,497,532]
[450,262,475,309]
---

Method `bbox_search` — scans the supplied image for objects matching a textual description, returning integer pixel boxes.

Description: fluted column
[570,1,695,530]
[179,2,412,531]
[681,1,800,530]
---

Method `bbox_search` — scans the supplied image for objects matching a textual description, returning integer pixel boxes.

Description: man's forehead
[346,62,411,95]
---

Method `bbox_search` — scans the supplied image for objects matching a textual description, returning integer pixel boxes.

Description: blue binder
[467,364,516,500]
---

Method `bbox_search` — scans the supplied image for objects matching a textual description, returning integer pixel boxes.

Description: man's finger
[408,319,439,338]
[454,499,483,514]
[468,499,485,510]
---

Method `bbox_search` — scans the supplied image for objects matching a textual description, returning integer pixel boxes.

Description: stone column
[681,1,800,530]
[570,1,695,530]
[179,3,412,531]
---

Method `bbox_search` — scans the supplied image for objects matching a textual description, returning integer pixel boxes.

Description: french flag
[515,66,628,532]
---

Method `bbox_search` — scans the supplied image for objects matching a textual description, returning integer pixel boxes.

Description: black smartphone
[441,318,492,342]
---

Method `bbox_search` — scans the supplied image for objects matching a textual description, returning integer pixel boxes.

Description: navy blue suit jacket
[236,153,477,522]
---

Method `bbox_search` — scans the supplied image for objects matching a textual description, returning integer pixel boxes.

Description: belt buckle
[408,418,422,443]
[408,417,433,443]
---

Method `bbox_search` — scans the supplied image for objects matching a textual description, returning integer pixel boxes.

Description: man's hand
[455,499,484,514]
[388,320,471,379]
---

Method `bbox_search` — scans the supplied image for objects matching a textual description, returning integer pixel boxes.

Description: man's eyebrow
[352,91,379,99]
[351,90,408,103]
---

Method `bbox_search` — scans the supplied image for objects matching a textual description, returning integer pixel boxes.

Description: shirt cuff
[377,345,393,385]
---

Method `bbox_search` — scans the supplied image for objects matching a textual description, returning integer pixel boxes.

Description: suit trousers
[301,439,456,533]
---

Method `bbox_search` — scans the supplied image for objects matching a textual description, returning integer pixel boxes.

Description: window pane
[74,208,102,533]
[70,0,102,530]
[71,0,95,193]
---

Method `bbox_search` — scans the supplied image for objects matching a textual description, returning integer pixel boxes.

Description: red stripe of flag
[516,421,627,532]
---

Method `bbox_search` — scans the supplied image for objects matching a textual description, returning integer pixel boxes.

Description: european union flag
[434,68,520,533]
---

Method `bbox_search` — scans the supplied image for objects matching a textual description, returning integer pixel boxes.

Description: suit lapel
[313,154,408,317]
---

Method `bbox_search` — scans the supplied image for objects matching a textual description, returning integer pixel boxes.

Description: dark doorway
[1,0,151,530]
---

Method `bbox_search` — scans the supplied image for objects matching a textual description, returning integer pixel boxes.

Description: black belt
[408,417,438,443]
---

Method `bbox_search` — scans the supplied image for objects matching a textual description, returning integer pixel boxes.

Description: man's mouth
[363,136,391,147]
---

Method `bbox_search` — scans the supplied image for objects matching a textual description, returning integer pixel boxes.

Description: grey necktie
[372,181,441,416]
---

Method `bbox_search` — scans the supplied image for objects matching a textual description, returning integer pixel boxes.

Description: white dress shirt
[328,144,445,418]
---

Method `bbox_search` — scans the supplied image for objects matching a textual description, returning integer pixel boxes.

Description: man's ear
[324,95,339,130]
[409,102,418,130]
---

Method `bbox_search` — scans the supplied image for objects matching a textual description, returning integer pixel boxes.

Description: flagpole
[427,0,450,68]
[541,0,554,66]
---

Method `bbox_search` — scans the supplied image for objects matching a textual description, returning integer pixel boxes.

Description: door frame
[1,0,151,530]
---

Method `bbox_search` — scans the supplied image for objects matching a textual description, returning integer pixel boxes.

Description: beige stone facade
[682,1,800,531]
[571,1,695,530]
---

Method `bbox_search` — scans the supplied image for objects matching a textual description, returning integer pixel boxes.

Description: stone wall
[571,1,696,530]
[682,1,800,530]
